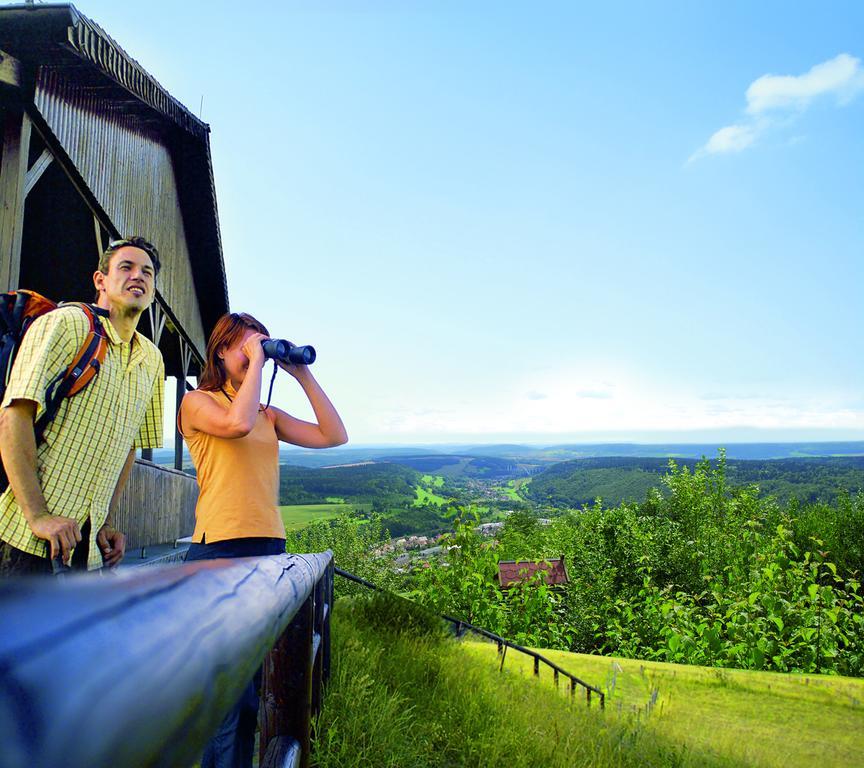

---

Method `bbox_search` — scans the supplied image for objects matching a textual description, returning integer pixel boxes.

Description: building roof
[0,3,208,138]
[497,557,569,588]
[0,3,229,357]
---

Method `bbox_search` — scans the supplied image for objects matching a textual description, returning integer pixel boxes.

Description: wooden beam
[0,49,21,88]
[0,108,31,291]
[174,339,194,470]
[23,147,53,198]
[94,214,105,254]
[174,374,185,471]
[260,595,316,768]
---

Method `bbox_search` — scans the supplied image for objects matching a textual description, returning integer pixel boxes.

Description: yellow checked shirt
[0,306,164,569]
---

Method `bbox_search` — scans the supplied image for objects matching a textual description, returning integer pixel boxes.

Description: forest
[290,453,864,677]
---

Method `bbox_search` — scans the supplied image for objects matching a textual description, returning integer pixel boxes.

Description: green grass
[422,474,446,488]
[314,595,745,768]
[279,503,357,531]
[464,642,864,768]
[414,485,448,506]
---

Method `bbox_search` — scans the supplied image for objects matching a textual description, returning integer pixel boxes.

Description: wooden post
[260,594,315,768]
[322,560,333,684]
[311,572,325,717]
[0,108,31,291]
[175,339,193,471]
[174,374,185,470]
[533,656,540,677]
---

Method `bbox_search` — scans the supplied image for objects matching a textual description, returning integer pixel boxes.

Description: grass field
[422,474,446,488]
[414,486,448,506]
[279,503,358,531]
[414,475,449,506]
[316,598,710,768]
[464,641,864,767]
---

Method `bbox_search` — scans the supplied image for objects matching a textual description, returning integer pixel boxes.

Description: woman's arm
[180,333,268,439]
[271,365,347,448]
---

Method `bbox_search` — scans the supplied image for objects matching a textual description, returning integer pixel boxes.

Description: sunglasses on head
[106,237,160,272]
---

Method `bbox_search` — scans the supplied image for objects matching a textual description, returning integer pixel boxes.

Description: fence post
[260,593,315,768]
[533,656,539,677]
[311,571,326,718]
[322,559,333,684]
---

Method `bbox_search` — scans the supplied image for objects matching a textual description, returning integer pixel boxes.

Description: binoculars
[261,338,316,365]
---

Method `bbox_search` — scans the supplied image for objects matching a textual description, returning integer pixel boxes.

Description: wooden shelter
[0,3,229,471]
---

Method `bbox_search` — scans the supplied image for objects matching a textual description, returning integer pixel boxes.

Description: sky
[69,1,864,444]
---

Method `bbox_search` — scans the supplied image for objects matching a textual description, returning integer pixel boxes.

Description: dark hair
[99,236,161,275]
[198,312,270,391]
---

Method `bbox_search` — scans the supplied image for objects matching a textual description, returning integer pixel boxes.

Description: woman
[179,311,347,768]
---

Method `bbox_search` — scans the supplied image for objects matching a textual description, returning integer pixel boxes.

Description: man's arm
[0,400,81,563]
[97,447,135,567]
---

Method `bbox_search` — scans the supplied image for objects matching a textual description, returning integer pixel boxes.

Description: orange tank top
[182,387,285,543]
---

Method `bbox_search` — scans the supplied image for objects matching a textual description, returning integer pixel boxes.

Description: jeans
[186,536,286,768]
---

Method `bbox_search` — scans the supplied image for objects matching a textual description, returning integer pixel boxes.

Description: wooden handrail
[0,551,333,768]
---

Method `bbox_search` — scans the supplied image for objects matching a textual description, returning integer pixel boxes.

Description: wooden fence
[113,459,198,550]
[0,551,333,768]
[335,567,605,708]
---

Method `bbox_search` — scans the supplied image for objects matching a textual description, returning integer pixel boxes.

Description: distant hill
[279,462,421,506]
[270,441,864,469]
[375,454,531,480]
[525,456,864,508]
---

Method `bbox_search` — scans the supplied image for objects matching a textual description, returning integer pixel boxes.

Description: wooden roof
[0,4,229,369]
[497,557,569,588]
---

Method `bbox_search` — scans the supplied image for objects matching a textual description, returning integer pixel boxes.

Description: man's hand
[97,524,126,568]
[28,513,81,564]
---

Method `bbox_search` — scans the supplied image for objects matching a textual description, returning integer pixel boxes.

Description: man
[0,237,164,574]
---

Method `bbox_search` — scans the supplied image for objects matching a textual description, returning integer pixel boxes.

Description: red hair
[198,312,269,391]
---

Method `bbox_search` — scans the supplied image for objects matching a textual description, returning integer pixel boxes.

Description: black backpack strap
[11,291,27,333]
[0,296,15,336]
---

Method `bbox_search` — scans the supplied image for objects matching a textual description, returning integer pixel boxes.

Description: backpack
[0,290,108,448]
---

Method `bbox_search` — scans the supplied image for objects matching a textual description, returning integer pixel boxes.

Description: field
[464,641,864,767]
[414,475,449,506]
[279,503,362,531]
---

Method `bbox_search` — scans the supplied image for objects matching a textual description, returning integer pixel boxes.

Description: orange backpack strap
[33,303,108,443]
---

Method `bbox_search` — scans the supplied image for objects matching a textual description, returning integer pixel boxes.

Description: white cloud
[692,53,864,160]
[702,123,760,156]
[746,53,864,114]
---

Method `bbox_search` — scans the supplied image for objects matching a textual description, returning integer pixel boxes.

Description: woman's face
[220,328,259,387]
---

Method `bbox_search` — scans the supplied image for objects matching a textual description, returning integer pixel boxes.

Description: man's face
[93,246,156,313]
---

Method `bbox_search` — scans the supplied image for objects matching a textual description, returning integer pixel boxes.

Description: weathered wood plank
[22,147,52,197]
[0,551,332,768]
[0,108,30,291]
[0,49,20,88]
[113,459,198,550]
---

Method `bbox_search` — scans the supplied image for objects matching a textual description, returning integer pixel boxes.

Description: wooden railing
[334,567,605,708]
[0,551,333,768]
[113,459,198,550]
